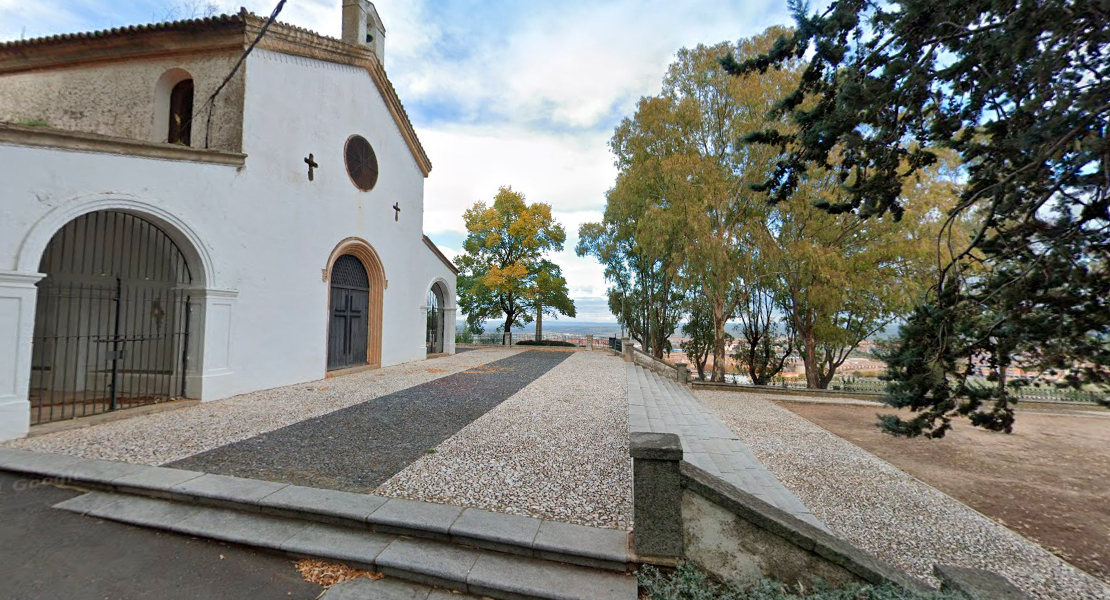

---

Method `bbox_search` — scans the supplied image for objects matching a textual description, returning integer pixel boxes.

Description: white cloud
[422,125,614,235]
[0,0,800,323]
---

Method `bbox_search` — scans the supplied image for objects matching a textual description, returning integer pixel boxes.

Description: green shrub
[455,329,474,344]
[516,339,576,347]
[638,564,960,600]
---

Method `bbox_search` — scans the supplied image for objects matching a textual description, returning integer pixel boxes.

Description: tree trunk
[801,331,820,389]
[711,296,728,382]
[503,310,515,346]
[816,347,841,389]
[536,302,543,342]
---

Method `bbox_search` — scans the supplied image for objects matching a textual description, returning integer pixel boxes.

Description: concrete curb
[52,490,637,600]
[0,447,633,573]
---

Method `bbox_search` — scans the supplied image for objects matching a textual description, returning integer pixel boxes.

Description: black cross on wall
[393,203,401,222]
[304,153,318,181]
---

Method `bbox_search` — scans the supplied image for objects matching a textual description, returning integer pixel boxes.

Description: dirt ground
[776,401,1110,584]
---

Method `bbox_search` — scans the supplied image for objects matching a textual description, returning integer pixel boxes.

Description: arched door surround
[30,210,196,424]
[323,238,385,371]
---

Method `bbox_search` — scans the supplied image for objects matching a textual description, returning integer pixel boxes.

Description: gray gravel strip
[696,390,1110,600]
[378,351,632,531]
[168,350,574,492]
[5,349,520,465]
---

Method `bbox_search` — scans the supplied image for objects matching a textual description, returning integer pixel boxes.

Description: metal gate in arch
[30,210,195,425]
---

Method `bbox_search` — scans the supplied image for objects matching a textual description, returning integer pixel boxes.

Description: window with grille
[344,134,379,191]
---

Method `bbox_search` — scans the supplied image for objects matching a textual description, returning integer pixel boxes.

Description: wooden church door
[328,255,371,370]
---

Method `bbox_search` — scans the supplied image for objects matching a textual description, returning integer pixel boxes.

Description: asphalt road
[0,472,322,600]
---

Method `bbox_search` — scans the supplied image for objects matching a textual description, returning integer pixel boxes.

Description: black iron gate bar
[31,210,195,425]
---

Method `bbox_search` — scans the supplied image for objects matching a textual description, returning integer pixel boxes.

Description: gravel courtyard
[169,350,573,491]
[5,348,519,465]
[696,390,1110,600]
[378,350,632,530]
[3,347,633,531]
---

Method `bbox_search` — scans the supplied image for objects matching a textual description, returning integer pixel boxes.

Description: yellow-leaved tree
[456,186,575,341]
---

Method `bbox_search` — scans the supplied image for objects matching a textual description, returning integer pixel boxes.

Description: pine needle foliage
[723,0,1110,436]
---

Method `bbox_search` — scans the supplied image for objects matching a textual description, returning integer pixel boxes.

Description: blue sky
[0,0,798,321]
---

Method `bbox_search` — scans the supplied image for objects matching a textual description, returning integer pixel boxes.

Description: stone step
[321,577,482,599]
[0,448,633,573]
[56,491,638,600]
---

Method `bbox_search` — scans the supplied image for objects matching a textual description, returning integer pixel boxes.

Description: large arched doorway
[30,210,195,424]
[324,238,385,372]
[426,282,446,355]
[327,255,371,370]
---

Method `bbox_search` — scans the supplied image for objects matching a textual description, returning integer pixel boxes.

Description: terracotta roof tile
[0,11,246,49]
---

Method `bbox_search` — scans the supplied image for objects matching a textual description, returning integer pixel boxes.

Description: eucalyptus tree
[576,182,684,358]
[734,283,795,385]
[681,290,716,380]
[596,29,801,380]
[577,93,689,359]
[762,161,958,388]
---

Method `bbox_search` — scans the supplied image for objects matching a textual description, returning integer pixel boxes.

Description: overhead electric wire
[161,0,287,147]
[202,0,287,148]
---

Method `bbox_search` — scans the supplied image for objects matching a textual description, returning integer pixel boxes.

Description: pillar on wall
[444,307,457,354]
[185,288,238,402]
[418,304,429,355]
[0,271,45,441]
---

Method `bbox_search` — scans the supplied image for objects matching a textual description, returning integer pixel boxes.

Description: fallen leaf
[295,559,382,587]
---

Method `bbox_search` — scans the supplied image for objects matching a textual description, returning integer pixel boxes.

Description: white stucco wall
[0,48,455,441]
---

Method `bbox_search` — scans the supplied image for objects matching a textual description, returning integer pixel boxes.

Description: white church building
[0,2,457,441]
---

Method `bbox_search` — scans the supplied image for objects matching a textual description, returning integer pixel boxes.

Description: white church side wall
[0,47,453,441]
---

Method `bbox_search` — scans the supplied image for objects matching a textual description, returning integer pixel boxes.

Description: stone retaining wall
[622,340,688,384]
[628,431,1031,599]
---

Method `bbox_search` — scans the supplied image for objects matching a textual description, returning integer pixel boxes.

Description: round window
[344,135,379,191]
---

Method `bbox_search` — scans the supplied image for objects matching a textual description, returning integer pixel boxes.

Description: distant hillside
[458,321,624,337]
[457,320,900,341]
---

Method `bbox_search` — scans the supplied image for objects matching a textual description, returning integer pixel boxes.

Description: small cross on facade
[393,202,401,222]
[304,153,318,181]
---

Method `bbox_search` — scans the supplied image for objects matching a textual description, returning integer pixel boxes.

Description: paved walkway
[170,351,573,492]
[0,472,320,600]
[627,364,824,529]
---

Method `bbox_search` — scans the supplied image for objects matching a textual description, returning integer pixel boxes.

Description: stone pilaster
[0,271,45,441]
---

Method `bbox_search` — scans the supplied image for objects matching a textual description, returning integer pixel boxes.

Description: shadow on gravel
[169,350,574,492]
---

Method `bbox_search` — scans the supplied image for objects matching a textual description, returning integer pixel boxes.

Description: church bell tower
[342,0,385,62]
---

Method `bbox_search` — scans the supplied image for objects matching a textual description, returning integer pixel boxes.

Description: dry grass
[294,559,382,588]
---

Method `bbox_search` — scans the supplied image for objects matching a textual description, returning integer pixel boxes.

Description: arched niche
[153,68,195,145]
